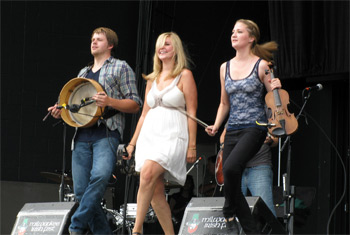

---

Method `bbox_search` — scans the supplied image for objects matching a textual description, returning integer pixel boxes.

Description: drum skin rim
[59,77,105,128]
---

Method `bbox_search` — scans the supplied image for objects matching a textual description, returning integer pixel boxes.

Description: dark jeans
[222,127,266,234]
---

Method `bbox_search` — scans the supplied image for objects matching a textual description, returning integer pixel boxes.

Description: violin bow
[177,108,209,129]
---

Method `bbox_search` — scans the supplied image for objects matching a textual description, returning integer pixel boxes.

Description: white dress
[135,74,188,186]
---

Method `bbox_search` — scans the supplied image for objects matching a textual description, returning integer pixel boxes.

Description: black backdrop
[1,1,349,234]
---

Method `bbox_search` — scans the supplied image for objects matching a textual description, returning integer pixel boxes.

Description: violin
[215,148,224,187]
[265,63,298,137]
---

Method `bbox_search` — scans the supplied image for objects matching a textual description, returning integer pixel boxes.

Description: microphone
[305,84,323,91]
[56,104,80,112]
[56,104,67,110]
[80,100,95,108]
[56,100,95,113]
[81,97,92,103]
[68,104,81,113]
[186,157,202,174]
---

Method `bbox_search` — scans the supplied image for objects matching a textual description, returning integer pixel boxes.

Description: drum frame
[59,78,105,128]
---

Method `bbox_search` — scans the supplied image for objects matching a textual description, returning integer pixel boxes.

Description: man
[220,128,277,217]
[48,27,142,234]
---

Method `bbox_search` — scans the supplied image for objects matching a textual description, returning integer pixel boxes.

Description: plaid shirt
[77,56,142,138]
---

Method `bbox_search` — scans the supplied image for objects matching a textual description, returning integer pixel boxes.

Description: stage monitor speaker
[11,202,78,235]
[179,196,286,235]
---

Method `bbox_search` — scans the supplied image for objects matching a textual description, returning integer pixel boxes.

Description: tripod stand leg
[282,173,289,225]
[288,186,295,235]
[122,174,131,234]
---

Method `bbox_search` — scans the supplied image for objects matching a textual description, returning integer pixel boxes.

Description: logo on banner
[17,218,28,235]
[186,213,200,233]
[184,213,229,234]
[15,216,63,234]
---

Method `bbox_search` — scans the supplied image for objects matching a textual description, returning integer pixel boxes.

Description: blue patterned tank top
[225,58,267,131]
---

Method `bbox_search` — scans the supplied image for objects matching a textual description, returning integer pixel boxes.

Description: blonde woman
[205,19,281,233]
[124,32,197,235]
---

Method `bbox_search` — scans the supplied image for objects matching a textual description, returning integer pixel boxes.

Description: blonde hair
[92,27,119,56]
[143,32,189,81]
[236,19,278,62]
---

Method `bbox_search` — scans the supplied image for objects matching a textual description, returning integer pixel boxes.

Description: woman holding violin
[205,19,281,234]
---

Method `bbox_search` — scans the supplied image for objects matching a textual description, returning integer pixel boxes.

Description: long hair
[92,27,118,57]
[144,32,189,82]
[236,19,278,62]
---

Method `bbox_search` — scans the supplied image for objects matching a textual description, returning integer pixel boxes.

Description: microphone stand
[122,171,131,235]
[279,90,311,235]
[49,99,94,202]
[186,157,202,175]
[59,122,67,202]
[44,100,95,202]
[43,103,69,202]
[51,119,67,202]
[196,163,199,197]
[121,158,135,235]
[186,157,202,197]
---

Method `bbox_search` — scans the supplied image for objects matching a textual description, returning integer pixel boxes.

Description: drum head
[59,78,105,128]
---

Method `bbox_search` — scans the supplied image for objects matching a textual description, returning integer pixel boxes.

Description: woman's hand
[205,125,218,136]
[122,144,135,160]
[186,148,196,163]
[269,78,282,90]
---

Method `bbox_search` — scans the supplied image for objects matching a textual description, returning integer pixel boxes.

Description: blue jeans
[69,137,119,234]
[241,165,277,217]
